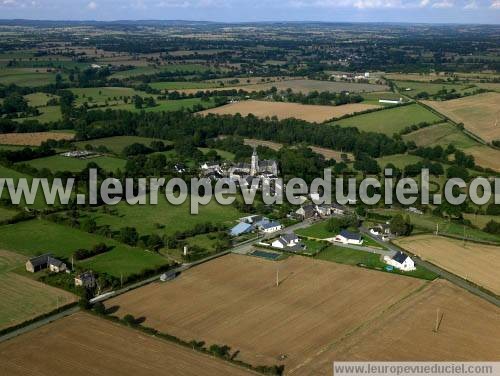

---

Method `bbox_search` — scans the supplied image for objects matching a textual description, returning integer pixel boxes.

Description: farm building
[25,253,66,273]
[75,271,96,288]
[334,230,363,245]
[384,251,416,271]
[229,222,254,237]
[296,204,317,219]
[370,223,391,236]
[48,257,67,273]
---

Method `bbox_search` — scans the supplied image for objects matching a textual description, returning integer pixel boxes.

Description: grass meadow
[22,155,127,173]
[0,220,169,278]
[334,103,442,135]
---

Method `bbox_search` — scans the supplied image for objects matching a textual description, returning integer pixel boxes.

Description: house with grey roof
[384,251,416,271]
[25,253,66,273]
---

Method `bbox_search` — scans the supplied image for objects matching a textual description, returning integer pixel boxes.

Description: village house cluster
[200,148,280,189]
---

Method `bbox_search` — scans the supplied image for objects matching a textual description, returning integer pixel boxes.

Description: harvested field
[422,92,500,142]
[465,145,500,171]
[0,249,76,330]
[394,235,500,295]
[200,100,380,123]
[0,312,254,376]
[0,131,74,146]
[106,254,425,374]
[308,280,500,375]
[243,138,354,161]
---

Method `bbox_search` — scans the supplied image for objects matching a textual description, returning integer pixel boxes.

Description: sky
[0,0,499,24]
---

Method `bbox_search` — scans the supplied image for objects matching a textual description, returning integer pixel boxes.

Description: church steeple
[250,147,259,176]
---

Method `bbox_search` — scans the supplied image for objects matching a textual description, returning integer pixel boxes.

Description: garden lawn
[316,246,438,280]
[296,221,336,239]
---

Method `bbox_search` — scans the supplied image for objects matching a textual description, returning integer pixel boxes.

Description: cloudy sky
[0,0,499,23]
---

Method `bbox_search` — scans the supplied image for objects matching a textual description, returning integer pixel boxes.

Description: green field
[0,249,76,330]
[24,92,59,107]
[79,246,169,277]
[23,155,127,173]
[316,245,438,280]
[0,165,52,209]
[71,87,152,106]
[0,207,19,222]
[0,68,60,87]
[402,122,478,149]
[199,147,235,160]
[81,196,243,237]
[74,135,169,154]
[0,220,169,278]
[13,105,62,123]
[376,154,424,169]
[394,80,475,97]
[106,97,215,113]
[149,81,218,90]
[0,145,24,151]
[109,64,209,79]
[334,103,442,135]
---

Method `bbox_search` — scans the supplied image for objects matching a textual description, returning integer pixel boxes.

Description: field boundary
[87,309,281,375]
[0,302,79,341]
[417,100,488,145]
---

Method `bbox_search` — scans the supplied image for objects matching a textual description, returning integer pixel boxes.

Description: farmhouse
[48,257,67,273]
[370,223,391,236]
[315,204,331,217]
[334,230,363,245]
[25,253,66,273]
[384,251,416,271]
[75,271,96,288]
[296,204,317,219]
[61,150,96,159]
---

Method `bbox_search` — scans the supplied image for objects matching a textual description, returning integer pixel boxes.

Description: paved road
[0,306,80,343]
[360,227,500,307]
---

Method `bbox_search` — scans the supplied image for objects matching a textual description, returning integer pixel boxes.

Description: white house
[272,233,300,249]
[260,220,283,234]
[384,251,416,271]
[334,230,363,245]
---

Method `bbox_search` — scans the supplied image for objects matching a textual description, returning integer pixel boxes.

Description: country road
[360,227,500,307]
[2,218,497,343]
